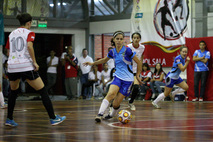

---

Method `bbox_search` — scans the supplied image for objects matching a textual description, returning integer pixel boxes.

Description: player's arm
[84,56,109,66]
[133,56,143,84]
[178,56,190,72]
[28,41,39,71]
[193,55,205,61]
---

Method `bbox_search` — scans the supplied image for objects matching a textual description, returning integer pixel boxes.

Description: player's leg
[129,76,139,110]
[193,72,201,101]
[95,84,119,122]
[5,79,20,127]
[199,71,208,101]
[27,76,66,125]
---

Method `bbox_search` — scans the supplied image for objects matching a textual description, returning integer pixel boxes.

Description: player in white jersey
[4,13,66,127]
[127,32,145,111]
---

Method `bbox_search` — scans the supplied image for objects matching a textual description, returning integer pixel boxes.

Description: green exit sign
[38,21,47,28]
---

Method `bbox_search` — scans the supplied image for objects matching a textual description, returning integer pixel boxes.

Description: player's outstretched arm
[178,56,190,72]
[84,56,110,66]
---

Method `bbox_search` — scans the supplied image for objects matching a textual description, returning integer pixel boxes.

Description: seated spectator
[46,50,59,95]
[64,46,78,100]
[81,65,101,99]
[105,68,116,95]
[150,63,166,100]
[139,63,152,100]
[101,63,111,91]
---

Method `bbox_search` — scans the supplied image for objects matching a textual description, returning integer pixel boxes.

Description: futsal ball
[118,110,132,124]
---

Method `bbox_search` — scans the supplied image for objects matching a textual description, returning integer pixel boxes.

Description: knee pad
[113,105,120,110]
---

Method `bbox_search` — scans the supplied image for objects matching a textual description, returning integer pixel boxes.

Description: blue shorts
[165,73,183,88]
[111,76,133,97]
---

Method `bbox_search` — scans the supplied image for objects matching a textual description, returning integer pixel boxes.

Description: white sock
[98,99,109,115]
[172,88,185,96]
[0,92,5,106]
[153,93,165,104]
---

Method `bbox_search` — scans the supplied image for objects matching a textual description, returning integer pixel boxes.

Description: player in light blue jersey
[152,46,190,108]
[192,41,210,102]
[84,31,142,122]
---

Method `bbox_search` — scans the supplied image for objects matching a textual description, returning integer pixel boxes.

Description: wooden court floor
[1,100,213,142]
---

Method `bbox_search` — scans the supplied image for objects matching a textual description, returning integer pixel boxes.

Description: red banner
[185,37,213,101]
[143,43,181,67]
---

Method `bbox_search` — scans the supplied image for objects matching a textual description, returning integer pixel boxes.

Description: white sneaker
[152,102,161,109]
[192,98,198,102]
[129,103,136,111]
[199,98,203,102]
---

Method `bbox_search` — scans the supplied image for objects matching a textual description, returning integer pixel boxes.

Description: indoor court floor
[0,100,213,142]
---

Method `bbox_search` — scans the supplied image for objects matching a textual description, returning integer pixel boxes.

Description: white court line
[108,118,213,132]
[0,129,120,138]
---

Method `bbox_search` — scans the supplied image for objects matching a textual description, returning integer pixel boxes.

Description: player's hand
[33,62,39,71]
[186,56,190,61]
[83,62,93,66]
[202,55,205,59]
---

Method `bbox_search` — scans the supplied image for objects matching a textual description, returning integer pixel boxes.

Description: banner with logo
[131,0,191,67]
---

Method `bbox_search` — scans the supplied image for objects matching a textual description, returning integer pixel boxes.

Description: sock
[7,89,19,120]
[172,88,185,96]
[38,87,56,119]
[153,93,165,104]
[98,99,109,115]
[129,85,139,104]
[0,92,5,106]
[109,105,120,117]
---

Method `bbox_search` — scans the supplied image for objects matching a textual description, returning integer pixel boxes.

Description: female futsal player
[84,31,142,122]
[152,46,190,108]
[5,13,66,127]
[127,32,145,110]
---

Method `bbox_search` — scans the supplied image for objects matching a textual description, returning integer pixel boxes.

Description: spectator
[101,63,111,91]
[0,83,7,109]
[105,68,116,94]
[107,47,115,69]
[192,41,211,102]
[78,48,93,99]
[46,50,59,95]
[81,65,101,99]
[139,63,152,100]
[64,46,78,100]
[2,60,9,98]
[150,63,166,100]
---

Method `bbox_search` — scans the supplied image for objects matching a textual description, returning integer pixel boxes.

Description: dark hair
[82,48,87,52]
[142,63,150,71]
[110,68,116,79]
[110,38,115,46]
[108,47,113,52]
[200,40,206,45]
[16,13,32,26]
[154,63,164,75]
[131,32,141,39]
[180,46,188,51]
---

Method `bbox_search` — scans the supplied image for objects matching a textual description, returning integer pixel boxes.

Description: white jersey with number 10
[6,28,35,73]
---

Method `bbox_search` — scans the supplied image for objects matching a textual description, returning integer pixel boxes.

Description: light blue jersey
[193,50,210,72]
[107,46,136,82]
[168,55,185,79]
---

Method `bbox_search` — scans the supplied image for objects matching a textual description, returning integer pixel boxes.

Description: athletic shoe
[199,98,203,102]
[169,93,175,102]
[1,103,8,109]
[95,114,103,122]
[129,103,136,111]
[50,115,66,126]
[152,102,161,109]
[103,114,112,120]
[192,97,198,102]
[5,118,18,127]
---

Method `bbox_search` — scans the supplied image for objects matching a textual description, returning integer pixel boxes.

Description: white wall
[4,27,86,58]
[90,19,131,34]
